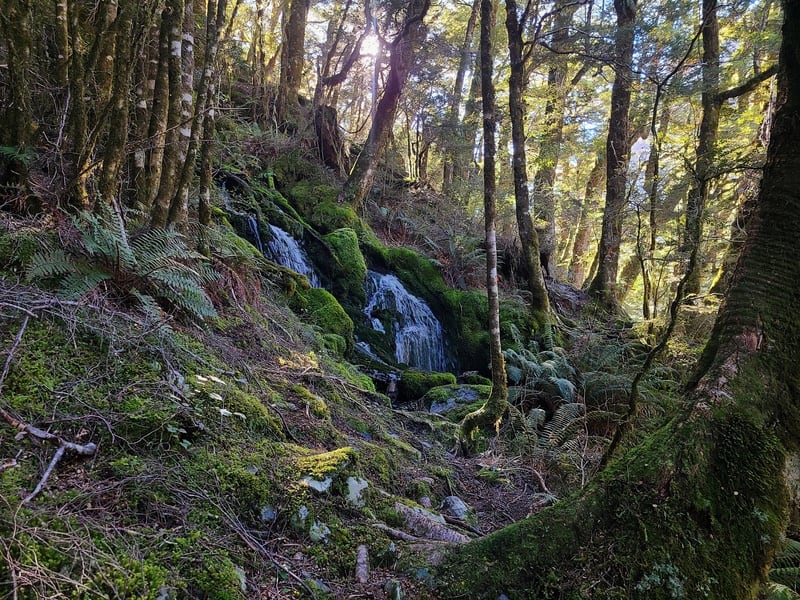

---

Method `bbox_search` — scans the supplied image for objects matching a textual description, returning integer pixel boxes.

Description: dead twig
[0,315,98,503]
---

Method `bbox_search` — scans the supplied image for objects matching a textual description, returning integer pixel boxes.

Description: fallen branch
[0,315,98,503]
[355,544,369,584]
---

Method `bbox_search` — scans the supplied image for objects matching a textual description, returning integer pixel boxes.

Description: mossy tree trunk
[587,0,637,308]
[0,0,33,201]
[461,0,507,443]
[275,0,309,127]
[435,1,800,594]
[504,0,551,318]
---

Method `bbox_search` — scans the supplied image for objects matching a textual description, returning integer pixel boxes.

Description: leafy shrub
[27,205,218,321]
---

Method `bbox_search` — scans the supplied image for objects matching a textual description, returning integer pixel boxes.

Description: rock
[260,505,277,522]
[418,496,432,508]
[346,476,369,507]
[301,475,333,493]
[291,505,309,529]
[422,384,491,415]
[440,496,469,520]
[384,579,404,600]
[309,520,331,543]
[305,578,331,595]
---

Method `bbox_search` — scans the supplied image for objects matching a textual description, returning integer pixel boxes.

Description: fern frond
[539,403,585,450]
[58,270,111,300]
[26,249,77,280]
[764,581,800,598]
[544,376,577,402]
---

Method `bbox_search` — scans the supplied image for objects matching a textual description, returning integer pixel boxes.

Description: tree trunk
[505,0,550,318]
[461,0,507,443]
[532,0,579,280]
[436,0,800,594]
[99,0,135,204]
[0,0,33,199]
[587,0,637,308]
[276,0,310,127]
[338,0,431,210]
[683,0,720,299]
[442,0,479,197]
[568,150,606,287]
[150,0,185,228]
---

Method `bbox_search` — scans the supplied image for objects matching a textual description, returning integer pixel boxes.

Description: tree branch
[715,64,777,102]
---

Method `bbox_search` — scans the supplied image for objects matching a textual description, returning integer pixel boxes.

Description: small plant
[27,204,218,321]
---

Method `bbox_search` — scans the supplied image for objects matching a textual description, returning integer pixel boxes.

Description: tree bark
[150,0,185,228]
[436,0,800,594]
[0,0,33,198]
[682,0,720,299]
[532,0,579,280]
[568,150,606,287]
[587,0,637,308]
[442,0,479,197]
[276,0,310,127]
[338,0,431,210]
[505,0,550,318]
[461,0,508,443]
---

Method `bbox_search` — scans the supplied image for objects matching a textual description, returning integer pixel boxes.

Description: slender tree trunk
[532,0,579,280]
[588,0,637,308]
[437,4,800,593]
[276,0,310,126]
[150,0,185,228]
[339,0,431,210]
[0,0,33,198]
[65,0,90,207]
[683,0,720,299]
[140,17,170,211]
[461,0,507,443]
[443,0,479,197]
[505,0,550,317]
[99,0,135,204]
[54,0,69,86]
[568,150,606,287]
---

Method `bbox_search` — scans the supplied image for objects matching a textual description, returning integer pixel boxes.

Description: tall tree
[505,0,551,318]
[442,0,480,197]
[437,0,800,592]
[338,0,431,210]
[568,150,606,287]
[276,0,311,126]
[460,0,508,444]
[531,0,580,279]
[588,0,638,308]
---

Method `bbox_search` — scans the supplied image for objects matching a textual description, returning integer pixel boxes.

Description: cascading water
[266,225,322,288]
[363,271,448,372]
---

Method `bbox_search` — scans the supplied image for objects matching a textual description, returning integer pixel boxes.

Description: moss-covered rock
[324,228,367,307]
[291,287,355,354]
[397,370,457,404]
[420,384,492,418]
[288,182,339,216]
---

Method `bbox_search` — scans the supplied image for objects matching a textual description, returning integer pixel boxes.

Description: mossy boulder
[324,228,367,307]
[309,200,361,234]
[291,287,354,354]
[288,182,339,216]
[397,370,457,404]
[420,384,492,418]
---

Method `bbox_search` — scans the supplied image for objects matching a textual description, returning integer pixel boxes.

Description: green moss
[435,406,788,599]
[0,228,41,276]
[291,287,354,353]
[287,182,339,216]
[308,200,361,233]
[297,446,355,479]
[397,370,457,403]
[324,228,367,307]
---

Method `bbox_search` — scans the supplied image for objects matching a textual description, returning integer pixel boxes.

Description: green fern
[27,204,218,321]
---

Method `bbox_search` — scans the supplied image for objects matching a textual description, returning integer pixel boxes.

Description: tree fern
[27,204,218,321]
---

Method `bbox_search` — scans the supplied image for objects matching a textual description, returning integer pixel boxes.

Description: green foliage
[769,538,800,592]
[27,206,218,321]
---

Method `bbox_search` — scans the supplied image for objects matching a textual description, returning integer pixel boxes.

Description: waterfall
[267,225,322,288]
[364,271,448,372]
[247,215,266,255]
